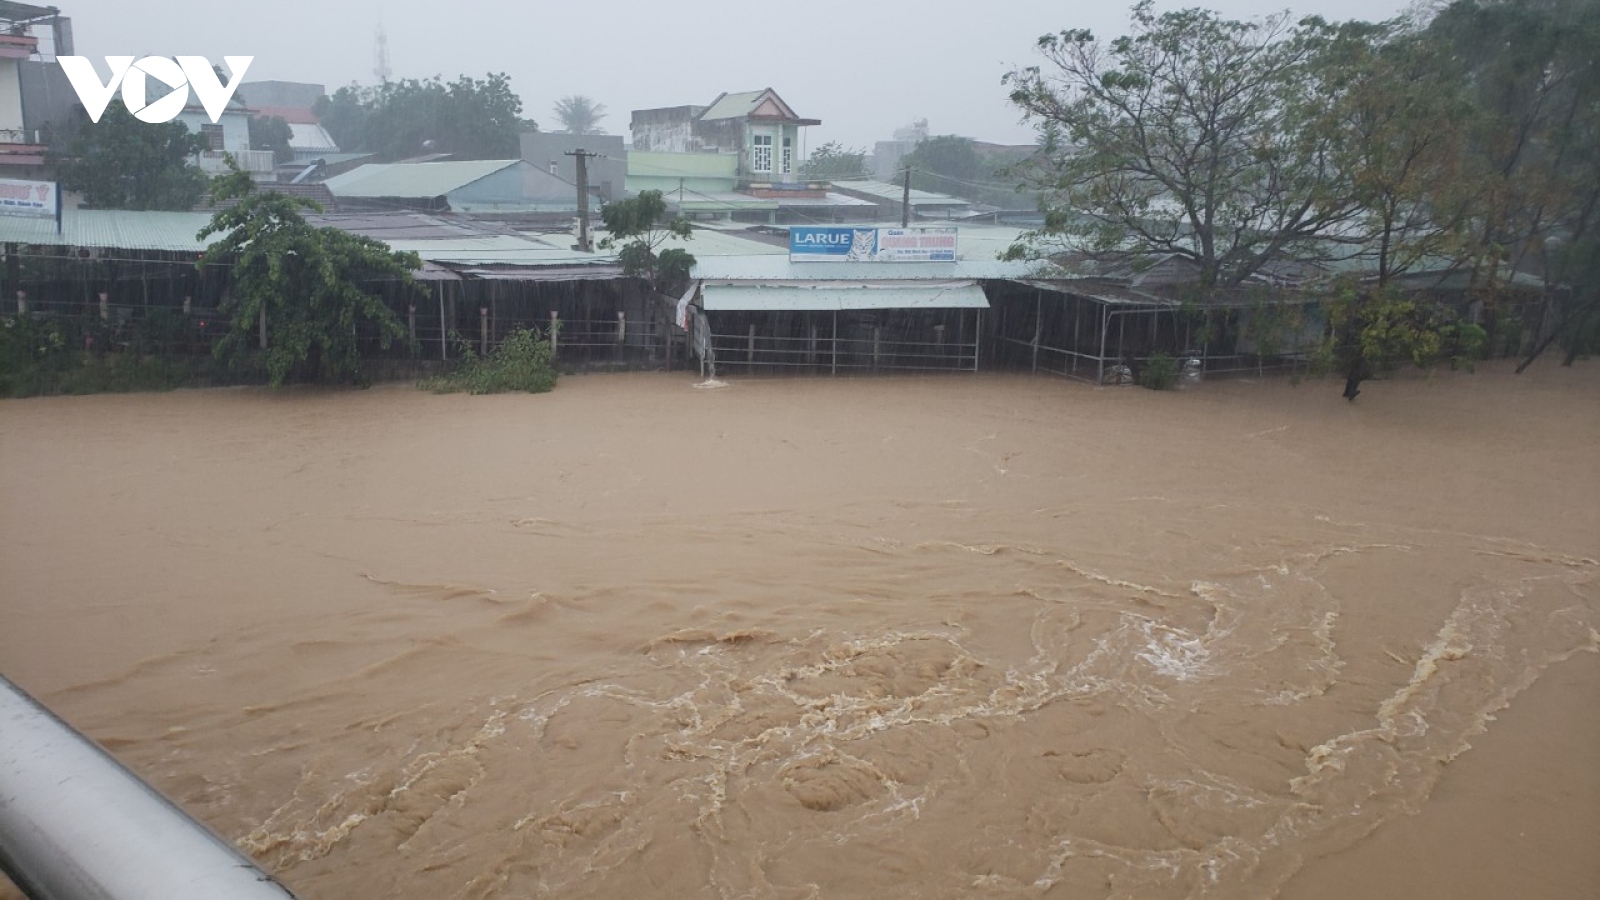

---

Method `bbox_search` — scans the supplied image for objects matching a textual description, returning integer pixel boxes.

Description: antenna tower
[373,22,392,82]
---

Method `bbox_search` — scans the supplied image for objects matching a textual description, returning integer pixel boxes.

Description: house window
[782,137,793,174]
[201,124,225,152]
[752,134,772,173]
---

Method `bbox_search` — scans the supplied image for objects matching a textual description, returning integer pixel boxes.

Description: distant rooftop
[324,160,522,199]
[697,88,819,126]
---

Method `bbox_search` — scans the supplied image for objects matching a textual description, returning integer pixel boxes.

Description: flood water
[1,364,1596,900]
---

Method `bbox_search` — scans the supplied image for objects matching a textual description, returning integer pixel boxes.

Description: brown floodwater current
[1,364,1596,899]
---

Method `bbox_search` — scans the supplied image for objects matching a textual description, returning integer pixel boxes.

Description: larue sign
[790,226,958,263]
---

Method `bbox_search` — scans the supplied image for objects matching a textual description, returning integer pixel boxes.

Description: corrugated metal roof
[698,90,767,120]
[671,192,778,211]
[0,209,215,252]
[692,255,1038,282]
[288,123,339,153]
[0,209,614,271]
[1019,279,1172,308]
[386,236,609,267]
[702,281,988,311]
[772,192,877,208]
[451,265,623,281]
[648,229,787,257]
[324,160,520,198]
[831,180,970,206]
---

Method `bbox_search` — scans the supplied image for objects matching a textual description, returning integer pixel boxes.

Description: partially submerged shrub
[1140,352,1178,390]
[421,326,558,395]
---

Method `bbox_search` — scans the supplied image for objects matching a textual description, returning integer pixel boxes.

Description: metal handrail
[0,675,301,900]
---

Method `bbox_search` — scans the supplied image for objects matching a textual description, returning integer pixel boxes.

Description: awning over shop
[701,281,988,312]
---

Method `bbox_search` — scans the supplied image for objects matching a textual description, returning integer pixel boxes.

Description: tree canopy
[1006,0,1599,392]
[51,104,209,210]
[248,114,294,165]
[552,95,608,135]
[198,162,422,385]
[1005,2,1354,287]
[315,73,532,160]
[598,190,694,296]
[800,141,867,179]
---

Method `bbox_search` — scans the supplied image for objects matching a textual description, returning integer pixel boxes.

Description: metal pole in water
[0,675,301,900]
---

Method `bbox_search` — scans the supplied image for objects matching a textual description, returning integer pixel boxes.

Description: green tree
[1315,20,1477,285]
[901,135,981,192]
[51,104,208,210]
[1004,2,1357,286]
[598,190,694,295]
[248,114,294,164]
[198,161,422,385]
[552,95,608,135]
[1420,0,1600,366]
[1319,280,1486,400]
[800,141,867,179]
[314,73,528,160]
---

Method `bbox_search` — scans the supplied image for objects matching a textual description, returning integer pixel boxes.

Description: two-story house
[0,2,69,179]
[631,88,819,186]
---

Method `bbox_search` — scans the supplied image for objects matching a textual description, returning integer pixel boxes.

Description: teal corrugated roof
[387,235,610,267]
[0,210,215,252]
[324,160,521,198]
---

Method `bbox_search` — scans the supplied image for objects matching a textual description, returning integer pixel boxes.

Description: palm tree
[552,95,608,135]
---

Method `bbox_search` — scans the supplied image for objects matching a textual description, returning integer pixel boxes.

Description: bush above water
[1140,352,1178,390]
[420,327,558,395]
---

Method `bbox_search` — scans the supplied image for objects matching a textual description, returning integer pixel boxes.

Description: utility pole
[901,166,912,228]
[566,149,599,252]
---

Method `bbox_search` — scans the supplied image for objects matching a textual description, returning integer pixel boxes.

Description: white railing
[197,149,276,177]
[0,675,302,900]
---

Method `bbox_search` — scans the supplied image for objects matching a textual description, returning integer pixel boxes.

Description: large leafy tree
[901,135,982,191]
[51,104,208,210]
[1420,0,1600,366]
[1315,20,1476,285]
[1004,2,1358,286]
[315,73,530,160]
[199,162,422,384]
[552,95,608,135]
[598,190,694,296]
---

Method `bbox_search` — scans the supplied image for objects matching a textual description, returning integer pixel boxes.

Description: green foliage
[1140,352,1178,390]
[50,104,209,210]
[598,190,695,295]
[0,314,245,397]
[1004,2,1353,285]
[199,161,421,385]
[1314,20,1476,284]
[0,313,71,395]
[552,95,607,135]
[421,326,557,394]
[1316,280,1485,397]
[800,141,867,179]
[902,135,981,189]
[314,73,528,160]
[248,114,294,164]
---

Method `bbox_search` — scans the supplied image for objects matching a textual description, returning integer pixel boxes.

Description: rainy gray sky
[54,0,1421,152]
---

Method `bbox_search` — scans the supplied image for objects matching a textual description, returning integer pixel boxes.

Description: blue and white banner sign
[0,179,57,218]
[789,226,957,262]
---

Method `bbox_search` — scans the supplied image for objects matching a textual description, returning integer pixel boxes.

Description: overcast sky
[54,0,1420,152]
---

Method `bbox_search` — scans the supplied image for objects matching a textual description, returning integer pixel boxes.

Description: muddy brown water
[1,364,1595,900]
